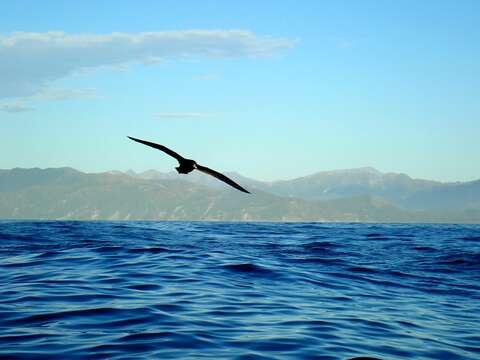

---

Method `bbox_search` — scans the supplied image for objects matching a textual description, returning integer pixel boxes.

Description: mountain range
[0,167,479,223]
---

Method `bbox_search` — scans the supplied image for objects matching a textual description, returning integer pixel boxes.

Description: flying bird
[128,136,250,194]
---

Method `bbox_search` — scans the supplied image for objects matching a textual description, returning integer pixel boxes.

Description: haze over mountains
[1,167,479,223]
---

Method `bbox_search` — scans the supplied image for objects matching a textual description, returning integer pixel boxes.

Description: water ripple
[0,221,479,359]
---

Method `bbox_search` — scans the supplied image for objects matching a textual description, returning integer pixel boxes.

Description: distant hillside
[128,167,480,212]
[0,167,479,223]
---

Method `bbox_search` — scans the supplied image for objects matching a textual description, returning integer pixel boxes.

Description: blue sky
[1,1,479,182]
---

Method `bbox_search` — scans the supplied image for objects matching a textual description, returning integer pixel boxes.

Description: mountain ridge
[1,167,479,222]
[121,166,480,211]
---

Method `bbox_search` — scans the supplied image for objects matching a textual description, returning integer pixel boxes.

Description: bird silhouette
[128,136,250,194]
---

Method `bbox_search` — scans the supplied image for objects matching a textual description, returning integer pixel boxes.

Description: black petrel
[128,136,250,194]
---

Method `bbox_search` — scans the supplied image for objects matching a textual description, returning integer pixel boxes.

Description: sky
[0,0,479,182]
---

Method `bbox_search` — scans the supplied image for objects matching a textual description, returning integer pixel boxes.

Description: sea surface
[0,221,479,360]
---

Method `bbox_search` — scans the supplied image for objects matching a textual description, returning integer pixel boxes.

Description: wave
[0,221,479,359]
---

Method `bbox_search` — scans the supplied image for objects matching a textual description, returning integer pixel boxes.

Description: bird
[127,136,250,194]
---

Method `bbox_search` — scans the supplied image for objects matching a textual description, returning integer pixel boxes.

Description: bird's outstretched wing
[128,136,184,161]
[196,164,250,194]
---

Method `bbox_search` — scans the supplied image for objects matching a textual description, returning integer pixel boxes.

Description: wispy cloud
[0,30,295,99]
[37,88,98,101]
[328,36,355,49]
[194,73,218,81]
[0,103,34,113]
[154,112,216,119]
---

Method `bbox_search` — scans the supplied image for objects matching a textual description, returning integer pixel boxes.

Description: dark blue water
[1,221,479,360]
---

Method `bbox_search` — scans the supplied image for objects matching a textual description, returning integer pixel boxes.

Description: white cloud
[0,103,34,113]
[0,30,295,99]
[154,112,216,119]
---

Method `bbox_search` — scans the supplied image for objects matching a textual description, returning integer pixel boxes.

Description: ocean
[1,221,479,359]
